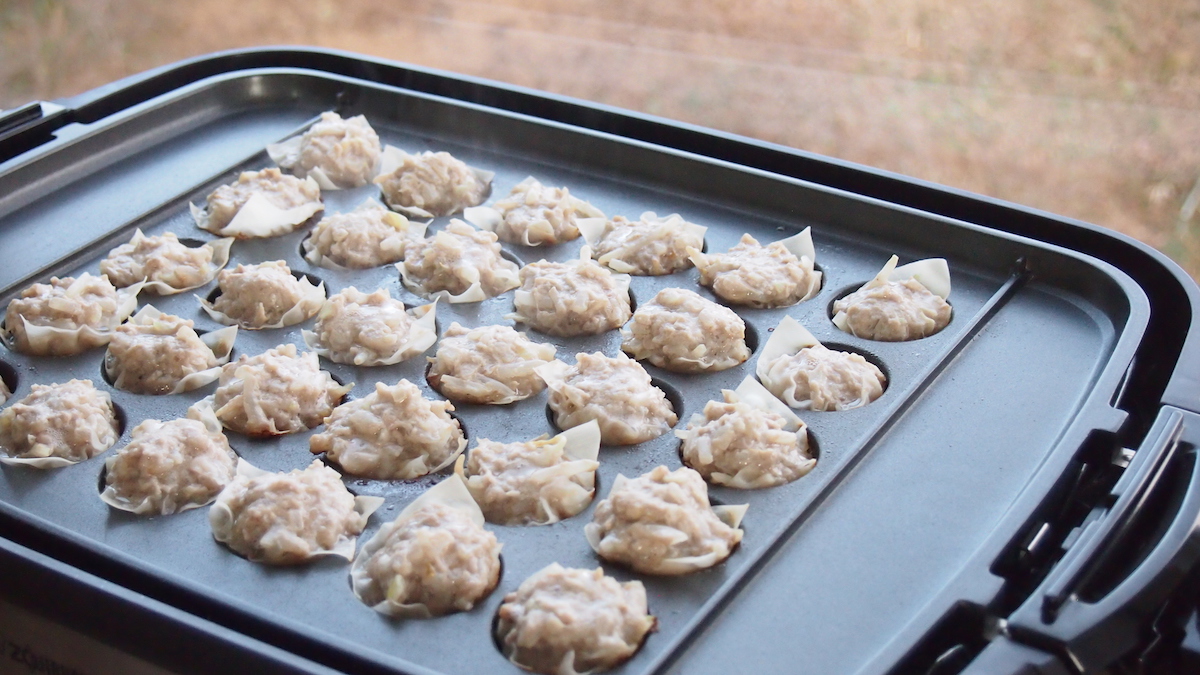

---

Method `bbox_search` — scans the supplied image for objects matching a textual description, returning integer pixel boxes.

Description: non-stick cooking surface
[0,70,1146,675]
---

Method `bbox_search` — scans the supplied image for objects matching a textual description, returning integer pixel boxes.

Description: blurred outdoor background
[2,0,1199,275]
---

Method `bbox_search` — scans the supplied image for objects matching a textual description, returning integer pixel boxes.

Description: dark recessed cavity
[499,249,524,268]
[628,288,638,314]
[804,428,821,464]
[97,462,109,494]
[293,270,326,293]
[742,321,760,356]
[700,238,709,254]
[810,261,826,294]
[449,411,470,447]
[99,354,116,387]
[178,237,209,249]
[0,360,18,399]
[652,378,685,423]
[111,401,129,438]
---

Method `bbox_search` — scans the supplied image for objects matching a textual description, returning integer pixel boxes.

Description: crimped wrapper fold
[464,176,605,247]
[350,474,498,618]
[198,275,325,330]
[376,146,494,219]
[754,315,821,383]
[0,278,145,356]
[579,212,706,275]
[119,230,234,295]
[190,178,323,239]
[831,255,952,332]
[105,306,238,394]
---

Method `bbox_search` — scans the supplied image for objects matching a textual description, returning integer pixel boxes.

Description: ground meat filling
[309,379,465,480]
[210,459,371,565]
[692,233,821,308]
[621,287,750,373]
[100,406,236,515]
[482,177,602,246]
[274,112,381,188]
[427,323,556,405]
[582,212,705,275]
[212,344,350,436]
[677,389,815,489]
[105,309,228,395]
[833,279,952,341]
[353,497,501,617]
[303,287,436,366]
[375,150,489,217]
[540,352,677,446]
[204,260,323,329]
[496,563,655,675]
[585,465,744,575]
[3,273,137,356]
[760,344,886,411]
[199,168,323,236]
[509,256,632,337]
[303,201,421,269]
[398,220,519,301]
[0,380,119,467]
[458,427,599,525]
[100,230,226,292]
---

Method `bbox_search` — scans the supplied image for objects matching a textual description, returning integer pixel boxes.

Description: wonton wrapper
[105,305,238,395]
[98,402,234,514]
[350,474,500,618]
[454,419,601,526]
[395,220,520,303]
[687,228,821,308]
[0,379,120,469]
[0,276,145,357]
[831,255,952,338]
[463,176,605,247]
[209,458,384,563]
[301,199,428,271]
[578,212,706,275]
[189,176,323,239]
[301,296,437,367]
[375,146,495,219]
[103,229,234,295]
[198,268,325,330]
[583,465,748,575]
[756,316,885,411]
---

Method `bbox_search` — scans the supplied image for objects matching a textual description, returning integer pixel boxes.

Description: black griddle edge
[3,47,1200,675]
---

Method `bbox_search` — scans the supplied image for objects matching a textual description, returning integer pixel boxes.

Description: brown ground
[3,0,1200,275]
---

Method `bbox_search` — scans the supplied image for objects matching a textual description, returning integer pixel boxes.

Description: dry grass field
[3,0,1200,274]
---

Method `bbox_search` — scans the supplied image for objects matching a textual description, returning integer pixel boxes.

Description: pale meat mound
[693,233,821,308]
[212,344,350,436]
[209,261,321,328]
[588,213,703,275]
[489,177,600,246]
[462,437,598,525]
[376,151,488,217]
[427,323,556,405]
[304,202,418,269]
[833,279,952,341]
[308,287,432,366]
[400,221,520,300]
[760,344,886,411]
[105,311,217,395]
[280,112,381,188]
[544,353,677,446]
[509,258,631,337]
[355,501,500,616]
[621,287,750,373]
[677,390,815,489]
[4,274,129,356]
[100,231,216,291]
[0,380,118,465]
[211,460,362,565]
[204,168,322,233]
[496,563,655,675]
[309,379,465,480]
[101,412,236,515]
[586,466,742,575]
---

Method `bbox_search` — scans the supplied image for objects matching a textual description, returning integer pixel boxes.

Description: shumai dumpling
[495,563,655,675]
[200,260,324,330]
[832,255,952,341]
[676,377,815,489]
[455,420,600,526]
[375,147,492,218]
[104,306,237,395]
[426,323,556,405]
[689,228,821,308]
[397,220,519,303]
[211,344,351,436]
[585,465,746,575]
[0,379,119,468]
[191,168,323,239]
[621,287,750,373]
[302,200,426,270]
[209,459,382,565]
[100,229,233,295]
[579,211,705,275]
[537,352,677,446]
[508,248,632,337]
[464,176,604,246]
[2,273,141,356]
[309,379,466,480]
[301,288,437,367]
[756,316,885,411]
[351,475,501,617]
[267,111,383,189]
